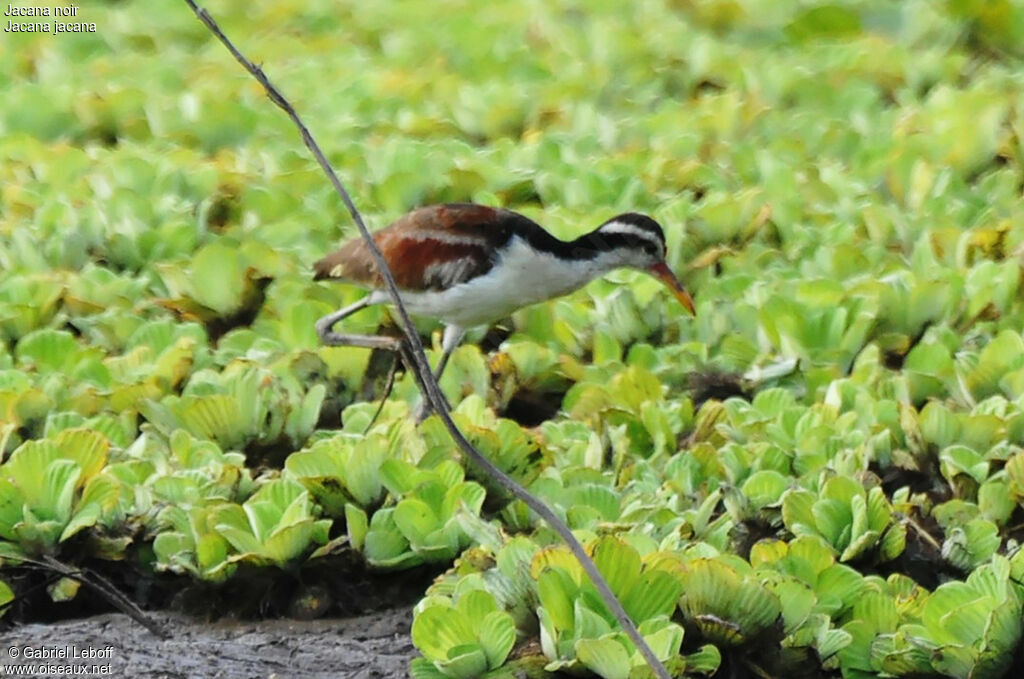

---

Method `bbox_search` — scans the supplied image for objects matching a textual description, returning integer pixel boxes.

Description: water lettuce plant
[208,479,331,569]
[285,431,391,516]
[677,556,781,647]
[139,360,326,453]
[781,476,906,564]
[531,536,699,675]
[150,477,333,579]
[346,460,486,568]
[0,430,119,561]
[152,504,235,582]
[410,589,516,679]
[5,0,1024,677]
[840,557,1023,679]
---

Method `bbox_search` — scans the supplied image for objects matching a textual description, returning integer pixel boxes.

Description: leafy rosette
[105,429,253,526]
[532,535,719,678]
[410,589,517,679]
[216,479,330,567]
[841,557,1022,679]
[940,518,1001,572]
[152,504,235,582]
[0,273,63,343]
[285,432,392,517]
[751,537,862,669]
[562,365,686,459]
[345,460,486,568]
[677,556,781,647]
[781,476,905,563]
[0,429,119,561]
[422,395,550,498]
[140,359,326,454]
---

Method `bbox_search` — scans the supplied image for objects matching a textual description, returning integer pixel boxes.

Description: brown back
[313,204,520,291]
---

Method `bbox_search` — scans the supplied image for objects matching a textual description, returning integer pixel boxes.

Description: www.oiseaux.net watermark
[4,3,97,34]
[2,646,115,676]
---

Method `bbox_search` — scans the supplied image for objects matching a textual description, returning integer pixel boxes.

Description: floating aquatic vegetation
[208,478,331,570]
[677,556,781,647]
[410,589,517,679]
[345,459,486,569]
[782,476,906,564]
[5,1,1024,677]
[0,429,120,564]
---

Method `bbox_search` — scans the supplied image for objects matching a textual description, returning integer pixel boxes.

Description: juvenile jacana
[313,203,695,381]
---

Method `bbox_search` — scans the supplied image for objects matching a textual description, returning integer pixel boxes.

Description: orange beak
[649,262,696,315]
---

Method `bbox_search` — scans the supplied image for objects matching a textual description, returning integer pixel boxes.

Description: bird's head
[592,213,696,315]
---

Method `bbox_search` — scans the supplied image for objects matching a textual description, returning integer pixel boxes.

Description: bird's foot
[319,331,346,346]
[317,330,404,351]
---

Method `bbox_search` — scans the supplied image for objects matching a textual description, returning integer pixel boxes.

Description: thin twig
[13,556,169,639]
[0,571,63,617]
[363,348,401,435]
[180,3,672,677]
[903,515,942,552]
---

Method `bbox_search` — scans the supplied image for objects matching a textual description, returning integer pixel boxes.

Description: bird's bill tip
[650,262,696,315]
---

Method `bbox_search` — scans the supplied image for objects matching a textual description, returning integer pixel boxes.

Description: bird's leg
[413,324,466,421]
[316,298,402,350]
[315,297,368,343]
[434,324,466,382]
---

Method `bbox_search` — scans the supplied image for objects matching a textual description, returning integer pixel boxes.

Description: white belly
[369,237,604,328]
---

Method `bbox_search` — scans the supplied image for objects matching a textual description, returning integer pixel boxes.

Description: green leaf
[622,569,684,623]
[47,576,80,603]
[0,578,13,616]
[679,558,781,646]
[409,658,447,679]
[212,504,263,555]
[394,498,439,547]
[262,520,324,566]
[741,470,789,509]
[781,489,817,536]
[576,637,632,679]
[591,536,642,599]
[188,241,246,315]
[537,567,577,634]
[412,604,476,662]
[345,503,368,552]
[478,609,516,669]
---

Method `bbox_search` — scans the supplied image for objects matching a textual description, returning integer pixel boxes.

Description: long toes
[321,332,346,346]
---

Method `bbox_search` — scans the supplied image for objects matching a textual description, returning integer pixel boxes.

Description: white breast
[371,236,614,327]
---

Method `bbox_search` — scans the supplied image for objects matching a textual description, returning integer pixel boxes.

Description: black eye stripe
[597,214,667,252]
[581,232,663,256]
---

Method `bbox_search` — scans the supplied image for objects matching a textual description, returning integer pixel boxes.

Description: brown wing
[313,204,515,291]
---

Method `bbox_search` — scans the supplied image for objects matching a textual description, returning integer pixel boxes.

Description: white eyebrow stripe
[598,221,665,250]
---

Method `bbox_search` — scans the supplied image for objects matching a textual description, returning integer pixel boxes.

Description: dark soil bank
[0,606,415,678]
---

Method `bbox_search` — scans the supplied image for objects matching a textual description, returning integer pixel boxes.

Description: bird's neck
[553,255,624,297]
[567,230,636,270]
[508,233,631,299]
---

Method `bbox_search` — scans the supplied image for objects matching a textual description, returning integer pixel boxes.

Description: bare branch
[180,3,672,677]
[9,556,169,639]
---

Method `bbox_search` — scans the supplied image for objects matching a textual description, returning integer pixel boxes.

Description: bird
[313,203,696,385]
